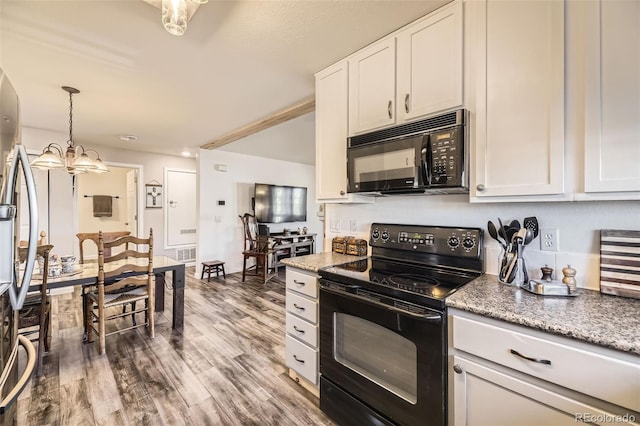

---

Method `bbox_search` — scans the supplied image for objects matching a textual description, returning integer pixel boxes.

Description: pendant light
[31,86,109,174]
[161,0,207,36]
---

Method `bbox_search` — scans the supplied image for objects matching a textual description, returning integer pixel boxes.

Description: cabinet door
[315,62,376,204]
[348,38,396,135]
[584,0,640,194]
[315,62,350,200]
[472,0,565,199]
[397,1,463,122]
[451,356,626,426]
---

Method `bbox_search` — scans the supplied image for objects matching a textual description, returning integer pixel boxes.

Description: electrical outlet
[350,219,358,233]
[540,228,559,252]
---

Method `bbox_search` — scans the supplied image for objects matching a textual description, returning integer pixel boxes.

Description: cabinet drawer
[286,313,318,348]
[286,335,318,385]
[452,315,640,412]
[286,268,318,298]
[286,290,318,324]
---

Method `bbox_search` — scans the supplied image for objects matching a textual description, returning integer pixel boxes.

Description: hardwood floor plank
[59,378,96,425]
[17,267,335,426]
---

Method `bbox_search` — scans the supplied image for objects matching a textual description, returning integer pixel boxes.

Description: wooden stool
[201,260,226,281]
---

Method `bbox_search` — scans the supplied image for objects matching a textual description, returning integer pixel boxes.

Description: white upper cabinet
[471,0,566,201]
[583,0,640,196]
[348,39,397,135]
[397,1,463,123]
[315,61,374,203]
[348,1,464,136]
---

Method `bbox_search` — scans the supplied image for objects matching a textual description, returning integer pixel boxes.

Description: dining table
[33,255,185,330]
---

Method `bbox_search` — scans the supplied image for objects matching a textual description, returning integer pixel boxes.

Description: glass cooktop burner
[388,274,440,289]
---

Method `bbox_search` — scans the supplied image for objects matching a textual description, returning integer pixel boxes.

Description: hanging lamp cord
[68,90,74,147]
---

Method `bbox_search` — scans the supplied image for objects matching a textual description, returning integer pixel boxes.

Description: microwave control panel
[429,127,463,187]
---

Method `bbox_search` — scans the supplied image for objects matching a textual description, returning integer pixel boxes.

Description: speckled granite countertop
[281,252,366,273]
[447,275,640,356]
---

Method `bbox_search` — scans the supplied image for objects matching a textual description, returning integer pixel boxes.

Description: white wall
[22,127,196,259]
[325,196,640,290]
[197,149,323,276]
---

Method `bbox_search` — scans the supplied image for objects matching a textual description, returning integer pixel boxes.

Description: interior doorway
[164,168,196,249]
[76,164,143,260]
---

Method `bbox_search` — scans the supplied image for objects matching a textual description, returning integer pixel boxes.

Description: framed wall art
[145,180,163,209]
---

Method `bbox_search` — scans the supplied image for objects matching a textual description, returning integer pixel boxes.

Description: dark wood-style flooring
[17,267,334,425]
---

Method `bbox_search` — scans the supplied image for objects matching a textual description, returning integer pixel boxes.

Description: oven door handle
[321,286,442,322]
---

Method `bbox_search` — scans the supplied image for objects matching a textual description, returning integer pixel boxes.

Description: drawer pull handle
[293,355,305,364]
[293,280,306,286]
[293,303,305,311]
[510,349,552,365]
[293,325,305,334]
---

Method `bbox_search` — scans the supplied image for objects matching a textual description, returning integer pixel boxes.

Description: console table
[270,233,316,264]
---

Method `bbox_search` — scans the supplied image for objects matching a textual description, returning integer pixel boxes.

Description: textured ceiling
[1,0,447,163]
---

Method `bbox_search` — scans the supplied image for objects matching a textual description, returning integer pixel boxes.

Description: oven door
[347,134,427,193]
[319,281,445,426]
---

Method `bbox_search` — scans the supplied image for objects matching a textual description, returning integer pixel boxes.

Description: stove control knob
[381,230,390,241]
[447,236,460,249]
[371,229,380,240]
[462,237,476,250]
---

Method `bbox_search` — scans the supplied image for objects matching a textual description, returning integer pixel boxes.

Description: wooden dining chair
[239,214,281,284]
[77,230,135,330]
[84,229,155,355]
[76,231,131,264]
[18,244,54,376]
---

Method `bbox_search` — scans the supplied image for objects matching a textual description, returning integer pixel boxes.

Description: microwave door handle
[421,135,432,186]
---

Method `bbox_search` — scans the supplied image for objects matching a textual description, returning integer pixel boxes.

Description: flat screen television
[254,183,307,224]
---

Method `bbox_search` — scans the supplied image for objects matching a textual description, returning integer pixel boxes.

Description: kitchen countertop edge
[281,252,367,273]
[447,274,640,356]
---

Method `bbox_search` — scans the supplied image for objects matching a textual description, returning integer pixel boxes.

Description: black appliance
[347,109,468,195]
[319,223,483,426]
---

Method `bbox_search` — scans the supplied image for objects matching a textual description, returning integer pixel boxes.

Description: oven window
[334,313,417,404]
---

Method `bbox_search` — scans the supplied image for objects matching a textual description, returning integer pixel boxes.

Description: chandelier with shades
[31,86,109,175]
[162,0,208,36]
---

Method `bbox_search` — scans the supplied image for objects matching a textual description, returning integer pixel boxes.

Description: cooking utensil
[509,220,521,230]
[523,216,539,239]
[498,218,508,243]
[488,221,506,249]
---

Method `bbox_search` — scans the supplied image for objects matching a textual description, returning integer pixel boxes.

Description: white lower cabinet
[449,309,640,425]
[284,266,320,396]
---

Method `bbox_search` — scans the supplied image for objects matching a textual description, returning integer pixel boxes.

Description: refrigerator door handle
[4,145,38,310]
[0,336,36,414]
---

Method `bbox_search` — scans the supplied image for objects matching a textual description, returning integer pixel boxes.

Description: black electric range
[318,223,484,426]
[319,223,485,311]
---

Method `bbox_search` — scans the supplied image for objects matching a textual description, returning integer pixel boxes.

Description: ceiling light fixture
[31,86,109,175]
[120,134,138,142]
[161,0,207,36]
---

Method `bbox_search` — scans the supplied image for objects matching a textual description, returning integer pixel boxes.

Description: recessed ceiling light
[181,150,191,157]
[119,135,138,142]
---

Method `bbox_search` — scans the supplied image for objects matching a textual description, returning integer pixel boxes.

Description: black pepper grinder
[540,265,553,281]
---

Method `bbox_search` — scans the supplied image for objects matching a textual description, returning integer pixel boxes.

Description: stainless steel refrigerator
[0,68,39,421]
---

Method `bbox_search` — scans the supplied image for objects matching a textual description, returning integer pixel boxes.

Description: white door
[165,169,196,247]
[125,169,138,236]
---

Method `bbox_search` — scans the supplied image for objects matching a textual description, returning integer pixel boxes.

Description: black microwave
[347,109,468,195]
